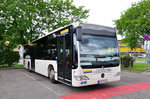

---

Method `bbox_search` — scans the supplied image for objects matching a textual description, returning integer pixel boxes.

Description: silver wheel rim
[50,69,54,80]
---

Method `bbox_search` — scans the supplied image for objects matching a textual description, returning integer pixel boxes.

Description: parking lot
[0,69,150,99]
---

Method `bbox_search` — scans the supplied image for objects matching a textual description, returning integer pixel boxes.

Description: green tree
[0,0,89,46]
[114,0,150,49]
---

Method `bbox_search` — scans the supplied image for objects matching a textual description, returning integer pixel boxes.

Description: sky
[74,0,141,40]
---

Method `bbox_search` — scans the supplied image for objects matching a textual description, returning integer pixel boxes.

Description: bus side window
[45,35,57,60]
[51,51,57,60]
[72,34,78,69]
[25,55,31,59]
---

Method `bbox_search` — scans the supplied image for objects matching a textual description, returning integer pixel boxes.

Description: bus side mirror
[76,26,82,41]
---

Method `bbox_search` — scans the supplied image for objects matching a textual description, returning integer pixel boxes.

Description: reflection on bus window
[80,34,119,68]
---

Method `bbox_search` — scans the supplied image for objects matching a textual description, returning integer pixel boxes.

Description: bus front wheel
[49,67,56,83]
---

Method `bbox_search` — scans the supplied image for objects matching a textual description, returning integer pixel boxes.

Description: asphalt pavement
[0,69,150,99]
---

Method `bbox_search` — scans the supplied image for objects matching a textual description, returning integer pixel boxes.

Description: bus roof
[24,24,72,46]
[24,23,116,46]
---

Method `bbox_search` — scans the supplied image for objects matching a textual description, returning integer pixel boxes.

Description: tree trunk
[8,64,12,67]
[20,31,26,44]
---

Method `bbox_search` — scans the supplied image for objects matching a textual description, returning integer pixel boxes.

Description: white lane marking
[24,73,59,96]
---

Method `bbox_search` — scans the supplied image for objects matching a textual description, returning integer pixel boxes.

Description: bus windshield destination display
[60,29,69,36]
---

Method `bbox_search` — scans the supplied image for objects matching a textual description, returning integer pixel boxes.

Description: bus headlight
[74,75,89,81]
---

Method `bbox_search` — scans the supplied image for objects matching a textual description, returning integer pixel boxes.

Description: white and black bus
[23,23,120,87]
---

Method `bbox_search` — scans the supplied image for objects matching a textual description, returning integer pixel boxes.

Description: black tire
[49,67,56,83]
[28,62,32,72]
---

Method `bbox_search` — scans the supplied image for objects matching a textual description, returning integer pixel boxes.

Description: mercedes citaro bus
[23,23,120,87]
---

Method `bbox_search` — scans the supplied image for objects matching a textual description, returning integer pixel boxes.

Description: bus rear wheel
[28,62,32,72]
[49,67,56,83]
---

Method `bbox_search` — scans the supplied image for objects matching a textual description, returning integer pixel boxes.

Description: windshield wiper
[80,60,91,62]
[94,55,107,61]
[108,61,119,66]
[94,55,106,58]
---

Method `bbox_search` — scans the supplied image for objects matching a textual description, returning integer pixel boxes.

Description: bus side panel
[35,59,46,76]
[24,59,31,69]
[34,60,57,79]
[45,60,58,80]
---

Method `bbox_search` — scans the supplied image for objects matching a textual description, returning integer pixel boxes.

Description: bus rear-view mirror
[76,26,82,41]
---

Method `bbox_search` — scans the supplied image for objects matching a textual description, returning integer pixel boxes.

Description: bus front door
[58,35,72,85]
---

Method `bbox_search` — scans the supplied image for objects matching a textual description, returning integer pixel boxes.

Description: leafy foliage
[120,54,135,68]
[0,0,89,66]
[0,51,5,65]
[114,0,150,49]
[0,50,20,66]
[0,0,89,46]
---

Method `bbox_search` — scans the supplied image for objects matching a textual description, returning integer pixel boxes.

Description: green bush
[0,51,20,66]
[121,54,135,68]
[0,51,5,65]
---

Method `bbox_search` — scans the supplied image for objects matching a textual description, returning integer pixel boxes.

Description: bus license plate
[98,79,108,84]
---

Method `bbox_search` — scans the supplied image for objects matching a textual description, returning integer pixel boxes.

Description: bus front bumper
[72,76,120,87]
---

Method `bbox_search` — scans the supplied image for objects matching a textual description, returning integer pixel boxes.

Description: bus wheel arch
[48,65,56,83]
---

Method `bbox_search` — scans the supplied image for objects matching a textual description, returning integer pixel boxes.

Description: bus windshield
[80,34,119,68]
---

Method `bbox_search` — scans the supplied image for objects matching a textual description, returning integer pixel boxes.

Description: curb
[122,70,150,73]
[0,67,25,70]
[121,70,141,73]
